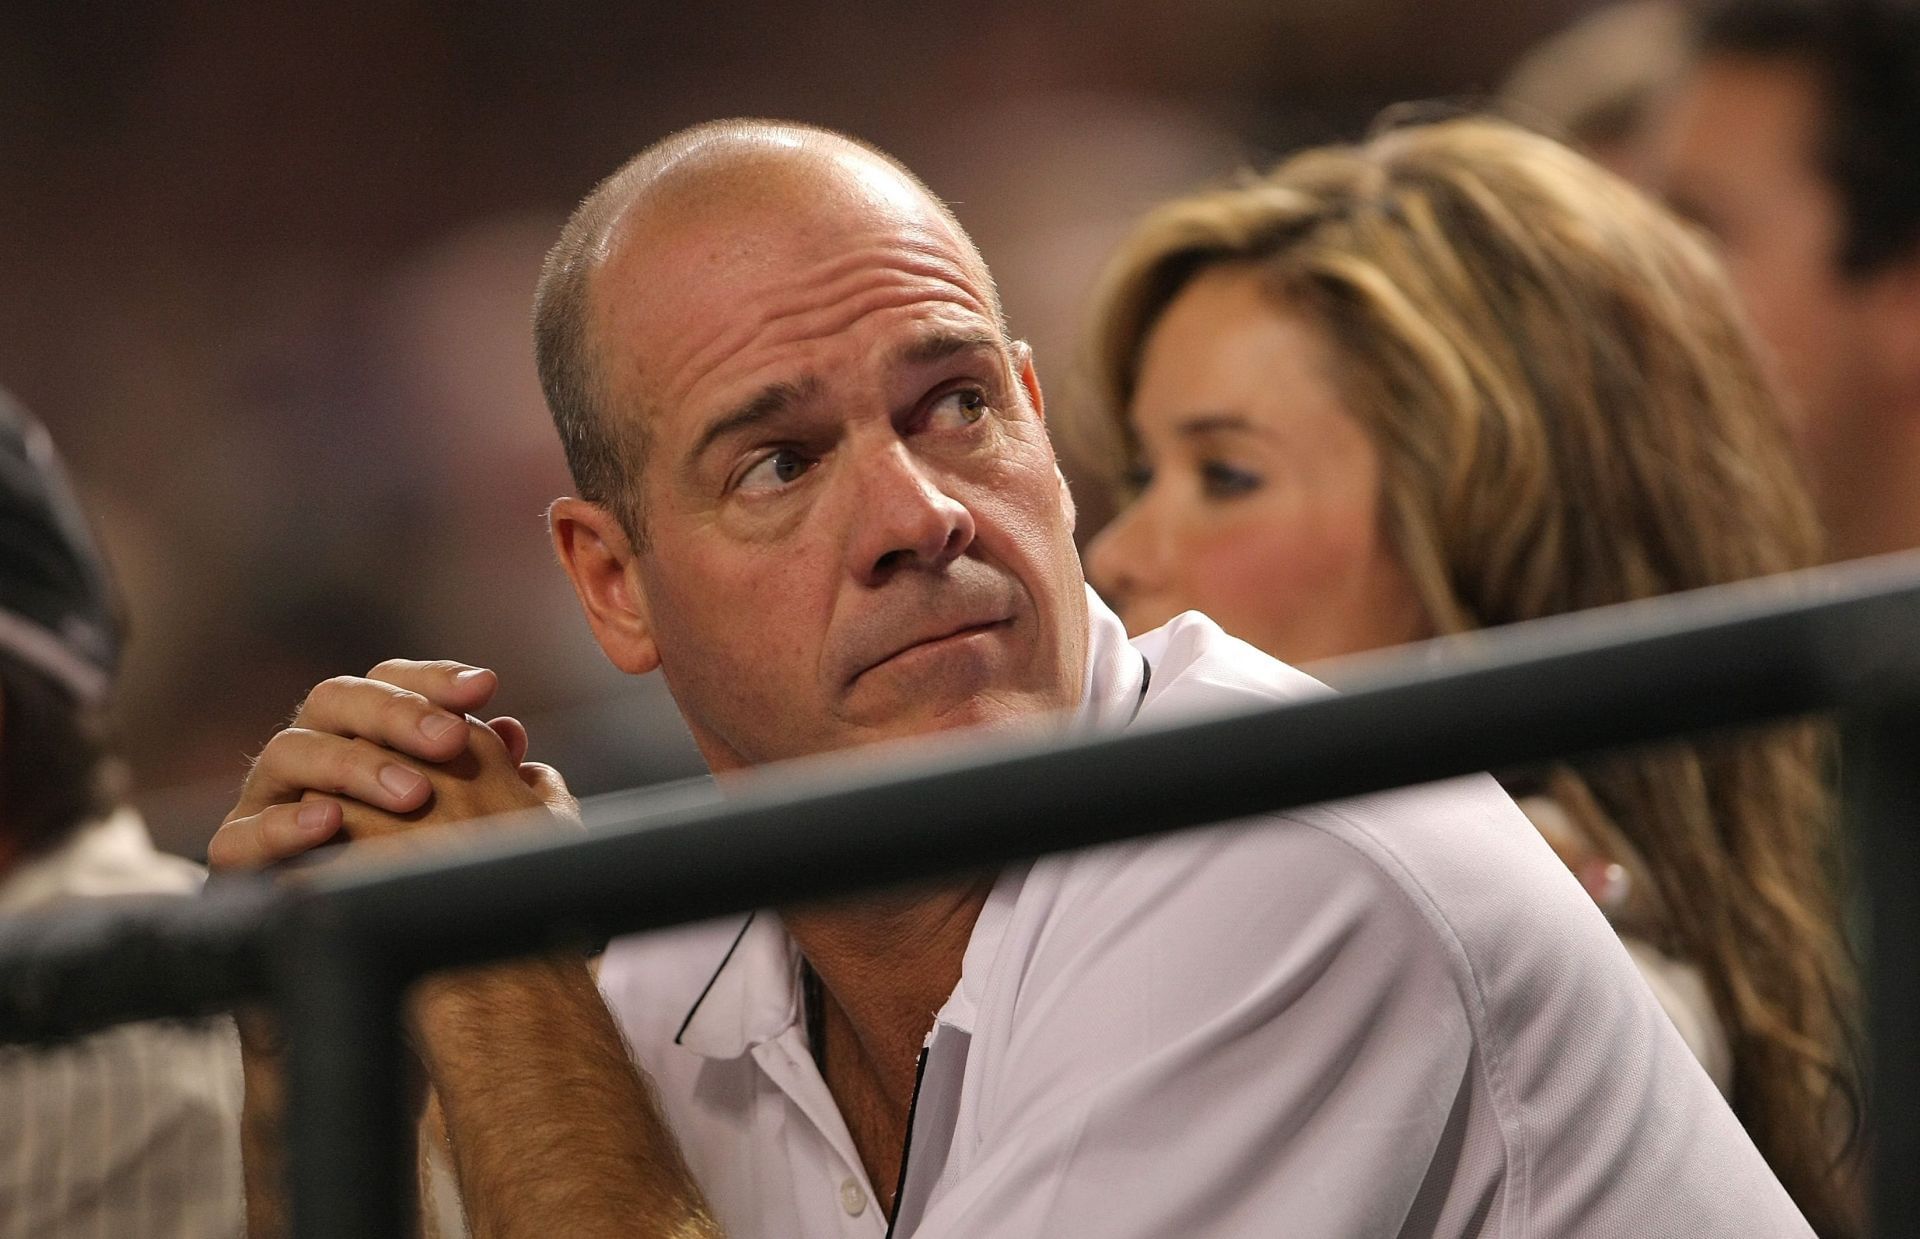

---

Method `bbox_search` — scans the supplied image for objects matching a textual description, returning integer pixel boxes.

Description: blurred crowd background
[1,0,1655,855]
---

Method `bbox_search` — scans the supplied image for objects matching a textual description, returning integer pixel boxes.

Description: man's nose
[847,442,976,584]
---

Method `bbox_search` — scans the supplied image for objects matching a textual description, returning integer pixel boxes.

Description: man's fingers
[216,668,529,877]
[242,728,434,818]
[208,799,342,872]
[487,716,530,767]
[289,674,477,764]
[365,660,499,712]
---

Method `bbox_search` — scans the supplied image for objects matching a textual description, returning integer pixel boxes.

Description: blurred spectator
[1644,0,1920,561]
[1500,1,1692,178]
[1080,117,1859,1236]
[0,389,242,1235]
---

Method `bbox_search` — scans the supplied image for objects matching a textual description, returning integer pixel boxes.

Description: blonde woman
[1083,117,1859,1237]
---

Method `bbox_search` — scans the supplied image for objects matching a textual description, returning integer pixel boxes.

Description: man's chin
[708,686,1075,788]
[841,639,1042,732]
[851,683,1080,757]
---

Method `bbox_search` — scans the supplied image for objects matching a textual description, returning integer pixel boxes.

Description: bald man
[212,122,1814,1237]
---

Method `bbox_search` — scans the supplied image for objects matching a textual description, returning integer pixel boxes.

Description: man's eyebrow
[686,375,822,469]
[684,331,1001,471]
[893,328,1002,368]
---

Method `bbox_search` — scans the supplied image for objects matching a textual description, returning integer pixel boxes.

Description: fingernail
[379,764,427,800]
[419,713,461,742]
[296,802,333,834]
[454,668,490,687]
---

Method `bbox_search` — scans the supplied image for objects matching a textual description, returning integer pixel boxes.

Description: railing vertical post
[1847,702,1920,1239]
[274,906,413,1239]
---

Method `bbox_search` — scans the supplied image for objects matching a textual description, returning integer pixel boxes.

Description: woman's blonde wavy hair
[1085,116,1860,1236]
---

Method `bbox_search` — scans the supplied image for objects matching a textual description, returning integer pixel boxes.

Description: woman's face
[1085,266,1428,664]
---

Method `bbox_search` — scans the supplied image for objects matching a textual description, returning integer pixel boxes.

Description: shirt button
[839,1177,868,1217]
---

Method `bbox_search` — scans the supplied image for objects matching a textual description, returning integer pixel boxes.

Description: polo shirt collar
[1076,584,1149,733]
[935,864,1026,1037]
[673,911,805,1059]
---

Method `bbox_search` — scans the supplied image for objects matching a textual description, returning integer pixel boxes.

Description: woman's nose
[1085,498,1160,610]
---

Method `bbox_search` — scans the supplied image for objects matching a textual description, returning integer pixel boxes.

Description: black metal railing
[3,551,1920,1237]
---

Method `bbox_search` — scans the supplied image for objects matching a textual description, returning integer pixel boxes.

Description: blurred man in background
[1646,0,1920,561]
[1499,1,1692,178]
[0,389,242,1235]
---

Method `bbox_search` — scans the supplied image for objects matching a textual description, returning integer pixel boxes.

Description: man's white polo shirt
[595,588,1812,1238]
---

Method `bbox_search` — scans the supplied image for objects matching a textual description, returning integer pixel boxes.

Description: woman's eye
[736,447,814,494]
[929,389,990,429]
[1123,462,1154,494]
[1200,460,1262,499]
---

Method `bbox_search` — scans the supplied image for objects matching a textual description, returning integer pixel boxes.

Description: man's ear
[1010,340,1077,532]
[548,497,660,676]
[1012,340,1046,422]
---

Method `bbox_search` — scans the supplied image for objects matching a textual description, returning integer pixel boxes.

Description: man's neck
[780,878,992,1106]
[778,880,991,1212]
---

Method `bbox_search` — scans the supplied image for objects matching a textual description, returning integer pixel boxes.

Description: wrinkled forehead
[588,155,1000,430]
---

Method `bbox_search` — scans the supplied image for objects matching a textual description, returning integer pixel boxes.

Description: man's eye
[1123,462,1154,494]
[929,389,990,429]
[1200,460,1262,499]
[736,447,815,494]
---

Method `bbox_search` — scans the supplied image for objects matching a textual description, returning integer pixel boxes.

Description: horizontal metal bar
[0,880,279,1040]
[302,550,1920,979]
[2,550,1919,1034]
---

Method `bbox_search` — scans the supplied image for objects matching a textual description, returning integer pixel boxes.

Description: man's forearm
[411,956,723,1239]
[235,1013,290,1239]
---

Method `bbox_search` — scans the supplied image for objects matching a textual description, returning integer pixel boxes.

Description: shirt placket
[752,1028,889,1239]
[883,1023,971,1239]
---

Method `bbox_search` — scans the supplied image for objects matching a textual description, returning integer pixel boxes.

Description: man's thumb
[519,762,580,820]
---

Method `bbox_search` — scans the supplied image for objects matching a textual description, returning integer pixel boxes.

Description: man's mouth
[851,616,1013,683]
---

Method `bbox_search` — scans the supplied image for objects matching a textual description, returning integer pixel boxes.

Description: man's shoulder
[1013,770,1560,1006]
[1027,609,1653,1065]
[1123,612,1594,962]
[0,808,203,915]
[970,730,1758,1234]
